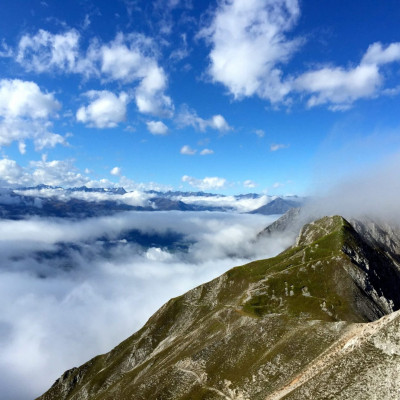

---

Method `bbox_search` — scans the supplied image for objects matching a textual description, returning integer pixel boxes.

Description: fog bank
[0,211,293,399]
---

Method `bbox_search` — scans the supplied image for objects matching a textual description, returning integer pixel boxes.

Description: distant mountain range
[37,214,400,399]
[0,185,305,219]
[249,197,301,215]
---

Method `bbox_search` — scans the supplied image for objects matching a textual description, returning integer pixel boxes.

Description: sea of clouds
[0,210,293,400]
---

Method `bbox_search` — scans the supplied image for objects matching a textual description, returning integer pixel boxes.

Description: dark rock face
[37,216,400,400]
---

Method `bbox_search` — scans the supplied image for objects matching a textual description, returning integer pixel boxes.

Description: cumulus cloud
[0,159,26,185]
[76,91,129,128]
[0,211,291,399]
[201,0,301,102]
[201,1,400,110]
[96,33,174,117]
[180,145,197,155]
[182,175,226,190]
[200,148,214,155]
[0,79,64,150]
[18,142,27,154]
[17,29,80,73]
[361,42,400,66]
[294,64,382,110]
[134,63,174,117]
[146,120,169,135]
[110,167,122,176]
[30,159,89,187]
[16,30,174,117]
[0,79,59,119]
[176,105,231,132]
[291,41,400,110]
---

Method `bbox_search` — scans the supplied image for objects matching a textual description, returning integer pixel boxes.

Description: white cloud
[0,157,90,188]
[176,106,231,132]
[146,120,169,135]
[76,91,128,128]
[182,175,226,190]
[30,159,89,187]
[293,41,400,110]
[294,64,382,110]
[18,142,26,155]
[0,79,60,119]
[201,2,400,110]
[99,33,155,82]
[17,29,80,73]
[254,129,265,138]
[16,30,174,117]
[0,79,64,150]
[201,0,301,102]
[270,143,288,151]
[171,193,273,213]
[119,176,174,192]
[243,179,256,188]
[110,167,122,176]
[18,186,154,208]
[0,39,13,58]
[210,114,230,131]
[0,159,26,186]
[180,145,197,155]
[134,64,174,117]
[200,148,214,155]
[273,182,284,188]
[98,33,174,117]
[362,42,400,66]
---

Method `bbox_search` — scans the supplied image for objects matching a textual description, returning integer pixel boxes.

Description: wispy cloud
[176,105,231,132]
[243,179,256,188]
[270,143,289,151]
[200,148,214,155]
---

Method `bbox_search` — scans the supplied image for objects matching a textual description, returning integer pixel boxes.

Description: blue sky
[0,0,400,195]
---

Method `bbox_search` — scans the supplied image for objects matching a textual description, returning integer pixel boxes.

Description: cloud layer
[0,211,290,400]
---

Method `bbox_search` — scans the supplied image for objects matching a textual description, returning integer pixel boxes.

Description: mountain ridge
[37,215,400,399]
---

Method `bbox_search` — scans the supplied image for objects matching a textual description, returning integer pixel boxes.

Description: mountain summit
[38,216,400,400]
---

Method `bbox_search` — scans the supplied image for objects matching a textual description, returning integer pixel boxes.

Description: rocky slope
[38,216,400,400]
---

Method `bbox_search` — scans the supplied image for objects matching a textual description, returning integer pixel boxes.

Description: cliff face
[38,216,400,400]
